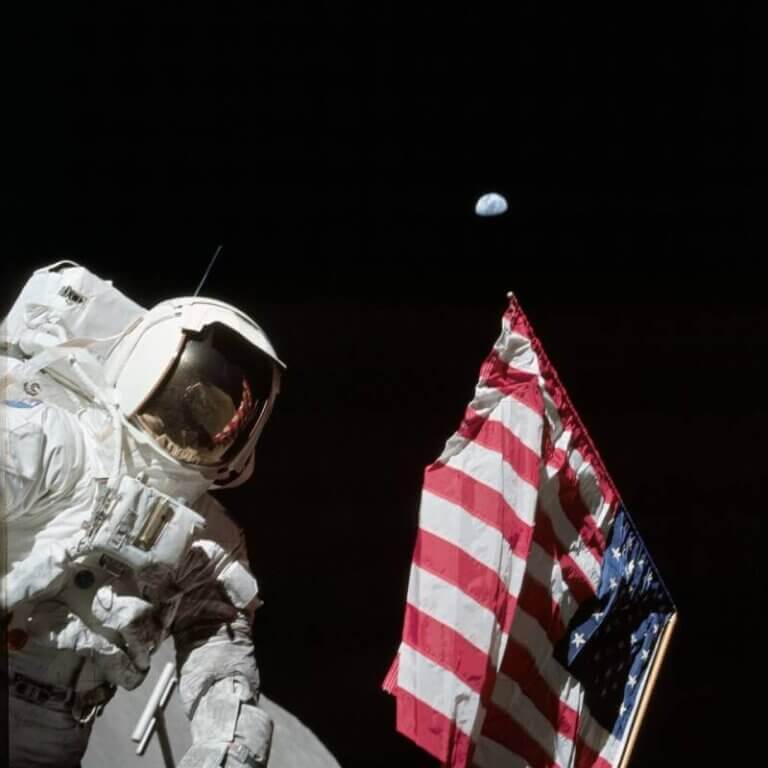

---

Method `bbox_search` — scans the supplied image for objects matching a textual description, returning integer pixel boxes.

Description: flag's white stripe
[497,322,541,377]
[483,673,626,768]
[485,391,544,457]
[420,491,614,753]
[442,385,544,465]
[444,441,538,527]
[510,609,608,737]
[541,379,615,548]
[526,540,579,627]
[397,643,481,737]
[538,475,602,591]
[542,429,573,481]
[473,734,530,768]
[489,664,622,766]
[569,449,615,535]
[508,608,583,712]
[407,564,502,659]
[420,490,528,599]
[492,674,575,768]
[507,614,617,755]
[535,358,617,558]
[578,713,624,767]
[440,319,544,467]
[541,381,565,447]
[502,607,624,761]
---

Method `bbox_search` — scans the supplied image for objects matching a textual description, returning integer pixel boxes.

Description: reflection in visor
[185,378,254,447]
[138,378,257,465]
[135,324,274,467]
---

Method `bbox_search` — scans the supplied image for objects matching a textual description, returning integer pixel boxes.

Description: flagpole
[617,612,678,768]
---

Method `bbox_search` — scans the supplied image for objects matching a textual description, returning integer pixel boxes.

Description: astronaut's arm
[0,401,85,608]
[1,399,48,523]
[172,498,272,767]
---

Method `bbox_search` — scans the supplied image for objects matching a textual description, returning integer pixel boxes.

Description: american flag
[384,296,675,768]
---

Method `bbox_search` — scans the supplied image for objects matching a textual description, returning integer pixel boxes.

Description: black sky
[1,3,756,767]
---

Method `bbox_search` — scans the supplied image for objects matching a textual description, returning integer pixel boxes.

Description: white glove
[25,585,163,689]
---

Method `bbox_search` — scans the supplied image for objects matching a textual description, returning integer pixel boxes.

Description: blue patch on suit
[2,399,42,408]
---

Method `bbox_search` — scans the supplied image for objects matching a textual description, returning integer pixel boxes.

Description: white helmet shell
[104,297,285,485]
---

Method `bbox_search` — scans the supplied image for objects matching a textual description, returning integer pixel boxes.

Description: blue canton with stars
[554,505,675,739]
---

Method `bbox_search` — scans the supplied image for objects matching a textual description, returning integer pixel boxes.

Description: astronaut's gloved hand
[26,586,163,689]
[88,585,164,673]
[177,676,273,768]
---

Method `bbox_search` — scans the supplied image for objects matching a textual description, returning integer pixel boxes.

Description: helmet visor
[136,324,275,466]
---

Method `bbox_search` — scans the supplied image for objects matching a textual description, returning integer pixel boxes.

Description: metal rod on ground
[155,711,175,768]
[618,612,678,768]
[132,661,178,768]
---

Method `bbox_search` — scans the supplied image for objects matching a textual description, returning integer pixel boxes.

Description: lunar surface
[84,641,341,768]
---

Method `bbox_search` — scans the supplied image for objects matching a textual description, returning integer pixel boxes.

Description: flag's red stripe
[517,572,566,647]
[410,532,591,751]
[533,505,597,605]
[391,300,633,768]
[512,301,620,509]
[458,407,541,489]
[478,353,543,416]
[395,687,473,768]
[382,655,399,693]
[575,739,615,768]
[403,604,490,695]
[547,446,568,470]
[503,303,533,339]
[482,694,616,768]
[413,529,519,633]
[492,640,618,767]
[497,641,579,742]
[555,460,607,563]
[506,300,622,768]
[424,463,532,559]
[482,701,561,768]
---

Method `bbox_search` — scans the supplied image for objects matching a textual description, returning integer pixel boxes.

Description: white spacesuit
[1,262,284,768]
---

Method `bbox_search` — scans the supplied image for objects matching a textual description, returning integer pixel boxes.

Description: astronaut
[1,262,284,767]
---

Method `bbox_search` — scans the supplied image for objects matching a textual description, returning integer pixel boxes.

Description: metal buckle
[12,674,73,707]
[72,683,116,725]
[72,700,100,726]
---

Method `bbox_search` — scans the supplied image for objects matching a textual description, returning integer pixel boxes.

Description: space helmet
[103,297,284,486]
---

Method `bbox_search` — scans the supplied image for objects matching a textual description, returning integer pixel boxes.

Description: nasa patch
[2,399,43,409]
